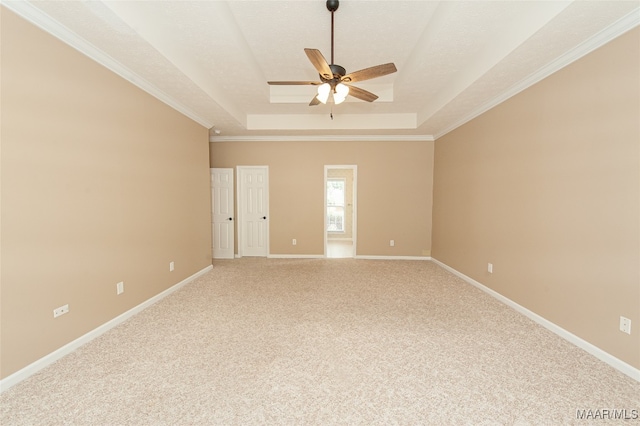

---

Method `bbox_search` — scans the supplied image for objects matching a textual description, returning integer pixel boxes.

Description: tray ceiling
[4,1,639,141]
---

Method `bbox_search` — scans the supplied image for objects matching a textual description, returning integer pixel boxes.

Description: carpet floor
[1,258,638,425]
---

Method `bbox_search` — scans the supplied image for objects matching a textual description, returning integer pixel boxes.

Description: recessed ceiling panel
[6,0,638,140]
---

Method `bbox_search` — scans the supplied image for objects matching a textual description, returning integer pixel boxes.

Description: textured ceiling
[4,1,639,141]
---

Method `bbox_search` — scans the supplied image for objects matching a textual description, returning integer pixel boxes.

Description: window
[327,179,345,232]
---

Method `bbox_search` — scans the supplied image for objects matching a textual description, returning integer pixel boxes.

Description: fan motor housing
[320,64,346,83]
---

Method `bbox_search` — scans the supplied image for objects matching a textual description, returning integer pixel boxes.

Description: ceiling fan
[267,0,397,106]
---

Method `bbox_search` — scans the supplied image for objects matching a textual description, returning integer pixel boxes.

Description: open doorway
[324,165,357,258]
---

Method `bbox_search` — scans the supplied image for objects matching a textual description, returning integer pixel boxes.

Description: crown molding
[7,1,636,140]
[209,134,434,143]
[2,1,214,129]
[247,113,417,131]
[434,7,640,140]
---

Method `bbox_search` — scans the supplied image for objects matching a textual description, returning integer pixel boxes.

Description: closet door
[237,166,269,257]
[211,168,235,259]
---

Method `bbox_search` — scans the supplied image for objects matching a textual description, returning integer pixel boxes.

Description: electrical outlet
[620,316,631,334]
[488,263,493,273]
[390,240,395,247]
[53,304,69,318]
[116,281,124,295]
[292,239,297,246]
[169,261,175,272]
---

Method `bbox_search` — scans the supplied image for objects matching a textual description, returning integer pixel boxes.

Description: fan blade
[342,63,397,83]
[347,85,378,102]
[309,95,321,106]
[267,81,322,85]
[304,48,333,80]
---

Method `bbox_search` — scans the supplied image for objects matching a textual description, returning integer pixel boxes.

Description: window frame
[326,178,346,233]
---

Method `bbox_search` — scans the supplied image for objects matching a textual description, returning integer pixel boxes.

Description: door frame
[236,165,270,258]
[324,165,357,258]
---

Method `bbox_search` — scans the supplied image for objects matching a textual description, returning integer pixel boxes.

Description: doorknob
[228,217,233,221]
[262,216,267,220]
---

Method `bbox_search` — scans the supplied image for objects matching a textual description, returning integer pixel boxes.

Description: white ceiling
[5,1,639,141]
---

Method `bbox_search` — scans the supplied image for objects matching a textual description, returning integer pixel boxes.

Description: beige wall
[432,29,640,368]
[210,140,434,257]
[1,9,212,379]
[3,3,635,383]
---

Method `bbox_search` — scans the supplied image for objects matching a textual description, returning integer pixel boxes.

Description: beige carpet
[1,258,638,425]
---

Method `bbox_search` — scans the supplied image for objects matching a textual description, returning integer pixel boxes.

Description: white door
[237,166,269,257]
[211,168,235,259]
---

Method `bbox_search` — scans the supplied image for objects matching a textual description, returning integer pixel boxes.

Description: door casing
[324,165,357,258]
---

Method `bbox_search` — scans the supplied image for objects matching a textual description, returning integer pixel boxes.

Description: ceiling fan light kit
[317,83,331,104]
[317,81,349,105]
[333,83,349,104]
[267,0,397,107]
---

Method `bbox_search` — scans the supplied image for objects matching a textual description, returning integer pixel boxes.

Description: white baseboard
[0,264,213,393]
[266,255,432,260]
[267,254,325,259]
[355,255,432,261]
[269,255,432,260]
[430,258,640,382]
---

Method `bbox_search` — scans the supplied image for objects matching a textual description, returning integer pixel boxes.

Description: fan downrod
[326,0,339,12]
